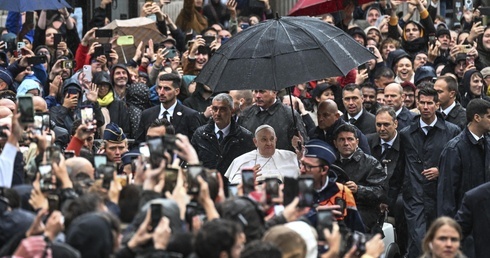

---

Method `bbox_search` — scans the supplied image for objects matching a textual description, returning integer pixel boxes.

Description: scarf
[97,91,114,107]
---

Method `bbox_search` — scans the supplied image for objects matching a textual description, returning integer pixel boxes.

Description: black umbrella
[195,15,375,92]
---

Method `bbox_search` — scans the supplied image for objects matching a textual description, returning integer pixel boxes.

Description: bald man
[0,98,16,113]
[384,83,415,130]
[309,100,371,155]
[66,157,95,179]
[33,96,48,113]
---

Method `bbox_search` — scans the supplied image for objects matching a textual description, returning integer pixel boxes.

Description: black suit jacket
[445,102,467,130]
[344,109,376,135]
[136,102,200,143]
[396,106,415,131]
[455,181,490,258]
[366,133,404,208]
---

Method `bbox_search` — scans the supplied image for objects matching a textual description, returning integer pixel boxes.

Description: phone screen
[242,169,255,195]
[298,176,315,207]
[102,165,114,190]
[150,203,163,232]
[95,29,113,38]
[54,34,62,48]
[164,168,178,193]
[265,178,279,204]
[187,166,203,194]
[317,210,334,241]
[18,96,34,124]
[94,154,107,169]
[147,137,164,169]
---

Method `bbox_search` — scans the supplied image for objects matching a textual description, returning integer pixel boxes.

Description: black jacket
[367,133,404,208]
[239,101,308,152]
[437,128,490,217]
[455,181,490,258]
[334,148,386,231]
[191,119,255,175]
[309,118,371,155]
[344,109,376,135]
[399,114,460,256]
[396,106,415,131]
[444,102,467,130]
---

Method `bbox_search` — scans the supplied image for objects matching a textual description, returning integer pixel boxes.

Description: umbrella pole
[287,86,298,132]
[120,45,127,63]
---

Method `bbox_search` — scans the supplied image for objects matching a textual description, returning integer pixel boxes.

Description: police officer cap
[103,122,126,143]
[304,139,337,165]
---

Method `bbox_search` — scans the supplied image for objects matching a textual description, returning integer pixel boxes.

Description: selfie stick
[120,45,127,63]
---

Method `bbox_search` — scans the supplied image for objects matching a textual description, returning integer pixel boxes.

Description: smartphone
[163,134,177,151]
[27,55,47,65]
[241,169,255,195]
[17,42,25,57]
[139,143,150,160]
[34,114,43,129]
[298,175,315,207]
[150,203,163,232]
[42,113,50,131]
[283,177,299,206]
[94,154,107,169]
[466,55,475,66]
[429,34,436,46]
[147,137,164,169]
[358,63,368,73]
[461,45,472,53]
[202,35,216,46]
[39,163,55,192]
[163,168,179,193]
[186,40,195,50]
[166,48,177,59]
[187,165,203,195]
[317,210,334,241]
[25,12,34,25]
[117,35,134,46]
[47,194,59,214]
[95,29,113,38]
[102,165,114,190]
[62,60,73,69]
[18,95,35,124]
[93,46,104,58]
[64,150,75,159]
[47,146,61,164]
[229,184,239,197]
[54,34,62,48]
[265,178,279,205]
[83,65,92,82]
[80,107,94,129]
[368,46,375,53]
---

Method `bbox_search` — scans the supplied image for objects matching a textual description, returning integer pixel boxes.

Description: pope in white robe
[224,124,300,184]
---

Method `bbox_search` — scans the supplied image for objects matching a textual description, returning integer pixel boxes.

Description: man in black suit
[384,82,415,130]
[366,106,406,254]
[136,73,200,143]
[434,75,467,129]
[342,83,376,134]
[455,181,490,258]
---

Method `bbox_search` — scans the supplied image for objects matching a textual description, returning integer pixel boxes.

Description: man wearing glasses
[299,139,365,232]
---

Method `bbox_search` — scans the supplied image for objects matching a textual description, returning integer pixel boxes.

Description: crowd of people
[0,0,490,257]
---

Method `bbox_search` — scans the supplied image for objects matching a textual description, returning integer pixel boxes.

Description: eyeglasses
[300,162,322,172]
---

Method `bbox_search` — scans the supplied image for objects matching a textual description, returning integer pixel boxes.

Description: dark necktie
[477,137,485,151]
[217,130,224,144]
[161,110,170,121]
[441,112,447,119]
[382,143,391,154]
[349,118,356,124]
[423,125,432,135]
[341,158,350,164]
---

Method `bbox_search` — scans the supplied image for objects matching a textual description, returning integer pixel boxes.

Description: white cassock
[224,149,300,184]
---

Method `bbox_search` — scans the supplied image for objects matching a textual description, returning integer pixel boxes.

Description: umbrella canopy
[0,0,71,12]
[195,16,375,92]
[100,17,166,62]
[289,0,372,16]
